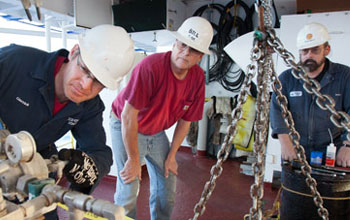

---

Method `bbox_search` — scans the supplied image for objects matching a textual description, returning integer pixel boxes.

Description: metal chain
[266,28,331,220]
[248,53,273,220]
[247,1,273,219]
[191,0,349,219]
[190,39,261,220]
[191,1,277,219]
[261,0,273,29]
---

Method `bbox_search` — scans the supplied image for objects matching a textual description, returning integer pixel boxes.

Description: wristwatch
[344,144,350,148]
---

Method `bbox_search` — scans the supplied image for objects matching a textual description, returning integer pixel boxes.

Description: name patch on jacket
[67,117,79,126]
[290,91,302,97]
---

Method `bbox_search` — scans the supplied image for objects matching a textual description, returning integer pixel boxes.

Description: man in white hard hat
[0,24,135,218]
[110,16,213,219]
[270,22,350,218]
[271,22,350,166]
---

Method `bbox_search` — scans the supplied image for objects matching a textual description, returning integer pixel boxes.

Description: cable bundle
[193,0,279,93]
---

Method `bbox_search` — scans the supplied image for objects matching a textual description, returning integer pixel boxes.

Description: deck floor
[58,149,278,220]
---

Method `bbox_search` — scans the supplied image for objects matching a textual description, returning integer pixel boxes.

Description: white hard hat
[171,16,213,54]
[78,24,135,90]
[296,22,330,50]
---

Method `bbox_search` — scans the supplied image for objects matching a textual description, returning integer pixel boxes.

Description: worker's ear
[324,44,331,56]
[198,53,204,60]
[172,41,176,50]
[68,44,80,60]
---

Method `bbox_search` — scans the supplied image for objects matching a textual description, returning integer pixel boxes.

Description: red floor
[58,149,278,220]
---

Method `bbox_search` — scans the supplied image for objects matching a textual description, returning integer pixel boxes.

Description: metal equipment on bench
[0,129,125,220]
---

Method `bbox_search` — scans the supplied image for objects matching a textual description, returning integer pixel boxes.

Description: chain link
[261,0,273,29]
[190,39,260,220]
[248,53,273,220]
[247,1,274,219]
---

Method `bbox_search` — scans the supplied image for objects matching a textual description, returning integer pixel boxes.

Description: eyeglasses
[176,40,202,55]
[76,55,104,88]
[300,46,323,56]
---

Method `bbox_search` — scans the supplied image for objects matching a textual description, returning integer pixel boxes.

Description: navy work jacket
[0,44,112,190]
[270,59,350,160]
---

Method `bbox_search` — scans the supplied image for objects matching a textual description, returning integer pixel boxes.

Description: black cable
[222,0,253,33]
[193,4,225,45]
[192,3,249,93]
[272,0,280,28]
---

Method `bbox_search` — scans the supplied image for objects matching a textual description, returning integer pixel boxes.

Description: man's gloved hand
[58,149,99,188]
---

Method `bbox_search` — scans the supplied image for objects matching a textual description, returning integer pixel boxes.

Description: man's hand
[278,134,297,161]
[120,158,141,184]
[164,156,178,178]
[336,146,350,167]
[281,143,297,161]
[58,149,99,188]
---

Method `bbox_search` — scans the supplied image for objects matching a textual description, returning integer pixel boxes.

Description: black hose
[192,2,251,93]
[222,0,253,33]
[272,0,280,28]
[193,4,225,45]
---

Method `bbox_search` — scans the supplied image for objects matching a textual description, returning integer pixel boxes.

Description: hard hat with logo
[171,16,213,54]
[296,22,330,50]
[78,24,135,90]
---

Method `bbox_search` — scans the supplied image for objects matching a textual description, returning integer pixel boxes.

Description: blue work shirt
[0,44,112,191]
[270,59,350,160]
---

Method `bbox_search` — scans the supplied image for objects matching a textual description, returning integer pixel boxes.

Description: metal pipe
[45,15,53,52]
[61,21,67,49]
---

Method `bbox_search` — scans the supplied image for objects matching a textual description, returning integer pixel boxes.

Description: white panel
[274,0,297,17]
[74,0,112,29]
[42,0,74,16]
[167,0,186,31]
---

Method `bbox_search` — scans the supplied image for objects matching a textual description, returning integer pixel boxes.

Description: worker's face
[171,40,204,70]
[299,44,330,73]
[63,47,104,103]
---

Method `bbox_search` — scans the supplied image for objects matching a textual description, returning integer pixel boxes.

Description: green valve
[254,30,265,41]
[28,178,55,200]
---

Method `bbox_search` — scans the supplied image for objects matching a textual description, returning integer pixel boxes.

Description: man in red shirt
[110,16,213,220]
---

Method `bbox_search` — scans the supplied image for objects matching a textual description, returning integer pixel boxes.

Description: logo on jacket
[16,97,29,106]
[289,91,302,97]
[67,117,79,126]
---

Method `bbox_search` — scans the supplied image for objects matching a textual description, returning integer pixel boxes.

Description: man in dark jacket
[269,22,350,219]
[0,24,134,207]
[270,22,350,166]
